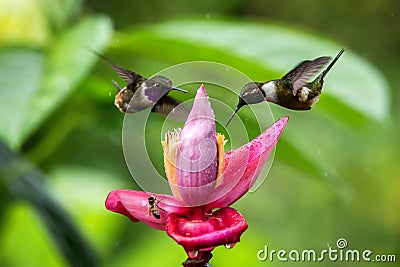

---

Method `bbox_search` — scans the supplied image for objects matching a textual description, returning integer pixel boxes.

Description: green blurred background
[0,0,399,266]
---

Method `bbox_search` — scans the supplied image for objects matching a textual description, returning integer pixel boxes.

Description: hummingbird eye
[154,83,160,87]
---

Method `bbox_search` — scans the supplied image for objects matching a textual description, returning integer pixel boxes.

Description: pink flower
[105,85,288,264]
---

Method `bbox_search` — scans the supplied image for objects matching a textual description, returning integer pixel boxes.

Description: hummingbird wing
[282,56,331,96]
[110,64,145,85]
[151,95,190,121]
[91,50,145,86]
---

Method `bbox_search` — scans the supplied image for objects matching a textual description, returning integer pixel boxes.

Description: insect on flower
[147,196,165,219]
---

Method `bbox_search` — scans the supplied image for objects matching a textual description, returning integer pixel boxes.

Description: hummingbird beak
[225,106,241,127]
[171,87,188,93]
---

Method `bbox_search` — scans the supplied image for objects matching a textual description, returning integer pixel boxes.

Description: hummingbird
[226,49,345,126]
[92,50,188,117]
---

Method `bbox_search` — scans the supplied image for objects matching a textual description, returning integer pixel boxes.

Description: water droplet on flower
[225,243,236,249]
[205,209,213,216]
[188,250,199,258]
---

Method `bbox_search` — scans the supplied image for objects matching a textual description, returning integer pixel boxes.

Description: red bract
[166,207,248,253]
[105,85,288,261]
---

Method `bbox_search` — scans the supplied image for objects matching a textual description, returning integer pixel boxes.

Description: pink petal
[166,207,248,252]
[207,116,289,208]
[177,85,218,206]
[105,190,189,231]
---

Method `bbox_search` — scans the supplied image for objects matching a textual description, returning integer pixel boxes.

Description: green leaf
[48,166,128,255]
[0,141,98,267]
[0,15,112,149]
[0,204,65,267]
[0,49,44,148]
[24,15,112,144]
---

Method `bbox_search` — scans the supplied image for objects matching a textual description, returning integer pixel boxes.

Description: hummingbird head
[143,75,187,101]
[226,82,265,126]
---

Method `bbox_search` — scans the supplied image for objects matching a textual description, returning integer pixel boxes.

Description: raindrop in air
[324,171,328,177]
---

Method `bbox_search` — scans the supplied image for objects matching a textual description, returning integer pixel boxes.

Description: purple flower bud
[176,85,218,206]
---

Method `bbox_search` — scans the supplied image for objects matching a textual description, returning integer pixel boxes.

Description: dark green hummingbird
[226,49,345,126]
[92,51,188,117]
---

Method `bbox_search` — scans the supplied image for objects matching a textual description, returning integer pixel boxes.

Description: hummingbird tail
[112,80,122,92]
[320,48,345,80]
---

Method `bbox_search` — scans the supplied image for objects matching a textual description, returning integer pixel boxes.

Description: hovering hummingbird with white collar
[92,50,188,117]
[226,49,345,126]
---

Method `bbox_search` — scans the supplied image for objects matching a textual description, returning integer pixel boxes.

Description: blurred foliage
[0,0,399,266]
